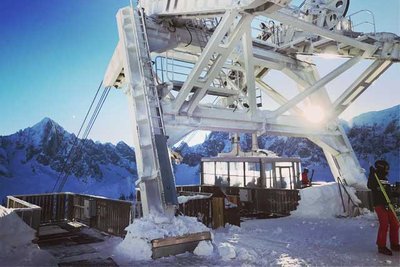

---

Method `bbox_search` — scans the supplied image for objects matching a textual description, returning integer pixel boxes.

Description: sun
[303,105,325,123]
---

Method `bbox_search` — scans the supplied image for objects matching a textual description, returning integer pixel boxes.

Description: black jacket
[367,168,394,207]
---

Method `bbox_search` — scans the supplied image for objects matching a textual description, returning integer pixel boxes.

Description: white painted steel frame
[103,2,400,208]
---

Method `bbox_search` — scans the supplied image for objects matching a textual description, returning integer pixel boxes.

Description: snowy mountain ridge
[350,105,400,128]
[0,118,137,201]
[0,105,399,201]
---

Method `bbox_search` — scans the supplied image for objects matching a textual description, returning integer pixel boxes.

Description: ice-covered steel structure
[103,0,400,216]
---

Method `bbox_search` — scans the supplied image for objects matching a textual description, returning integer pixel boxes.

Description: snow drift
[291,182,362,218]
[0,206,56,266]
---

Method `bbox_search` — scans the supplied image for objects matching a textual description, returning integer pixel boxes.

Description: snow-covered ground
[1,183,399,266]
[74,183,400,266]
[0,206,57,266]
[38,214,398,267]
[88,211,399,266]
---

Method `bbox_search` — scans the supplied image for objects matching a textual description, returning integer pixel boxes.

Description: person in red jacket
[367,160,400,256]
[301,168,310,188]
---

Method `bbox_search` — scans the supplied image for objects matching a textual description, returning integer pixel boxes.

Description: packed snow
[178,194,210,204]
[193,240,213,256]
[113,213,210,262]
[87,183,398,266]
[87,214,398,266]
[0,206,57,266]
[292,182,363,218]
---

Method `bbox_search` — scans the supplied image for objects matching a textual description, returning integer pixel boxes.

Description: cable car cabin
[199,155,301,217]
[201,156,301,190]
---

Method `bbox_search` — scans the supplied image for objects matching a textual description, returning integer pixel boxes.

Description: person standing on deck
[301,168,310,188]
[367,160,399,256]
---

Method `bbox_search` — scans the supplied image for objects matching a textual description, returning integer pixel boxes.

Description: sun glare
[303,105,325,123]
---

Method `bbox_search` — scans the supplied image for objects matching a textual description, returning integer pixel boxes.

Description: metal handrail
[252,16,282,46]
[346,9,376,35]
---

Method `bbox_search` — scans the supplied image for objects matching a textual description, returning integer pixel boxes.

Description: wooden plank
[67,194,74,221]
[212,197,224,229]
[57,194,65,221]
[42,195,48,222]
[152,231,211,248]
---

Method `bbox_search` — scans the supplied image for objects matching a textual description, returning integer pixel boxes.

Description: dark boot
[391,244,400,252]
[378,247,393,256]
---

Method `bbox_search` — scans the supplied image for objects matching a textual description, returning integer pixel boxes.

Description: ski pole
[373,172,399,225]
[337,177,346,213]
[338,177,359,207]
[310,169,314,185]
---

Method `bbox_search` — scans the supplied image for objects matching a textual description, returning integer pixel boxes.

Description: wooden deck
[37,222,215,266]
[5,189,305,266]
[37,222,118,266]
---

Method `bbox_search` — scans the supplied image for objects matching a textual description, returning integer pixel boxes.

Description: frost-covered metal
[103,0,400,215]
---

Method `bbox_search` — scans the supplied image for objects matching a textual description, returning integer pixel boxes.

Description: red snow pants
[375,205,399,248]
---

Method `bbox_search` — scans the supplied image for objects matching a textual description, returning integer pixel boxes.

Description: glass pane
[229,162,244,187]
[203,162,214,174]
[265,163,273,188]
[229,162,244,175]
[230,176,244,187]
[204,174,215,185]
[215,162,229,186]
[245,162,260,187]
[202,162,215,185]
[278,167,290,189]
[265,163,272,171]
[216,162,228,175]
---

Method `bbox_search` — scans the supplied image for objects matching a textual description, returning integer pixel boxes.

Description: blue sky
[0,0,399,146]
[0,0,130,141]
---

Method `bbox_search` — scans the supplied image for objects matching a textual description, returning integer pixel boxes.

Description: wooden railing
[6,196,42,234]
[72,194,132,236]
[177,186,241,228]
[12,193,74,223]
[241,188,300,216]
[137,188,232,228]
[8,186,300,237]
[7,193,133,237]
[178,191,213,227]
[178,185,300,217]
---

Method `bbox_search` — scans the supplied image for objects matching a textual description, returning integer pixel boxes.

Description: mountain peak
[24,117,66,147]
[30,117,67,134]
[32,117,56,129]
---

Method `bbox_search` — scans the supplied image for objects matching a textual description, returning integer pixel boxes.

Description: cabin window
[229,162,244,187]
[275,166,289,189]
[265,163,273,188]
[203,162,215,185]
[245,162,261,187]
[215,162,229,186]
[201,158,300,189]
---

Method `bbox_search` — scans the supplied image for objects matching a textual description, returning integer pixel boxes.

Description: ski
[373,172,399,225]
